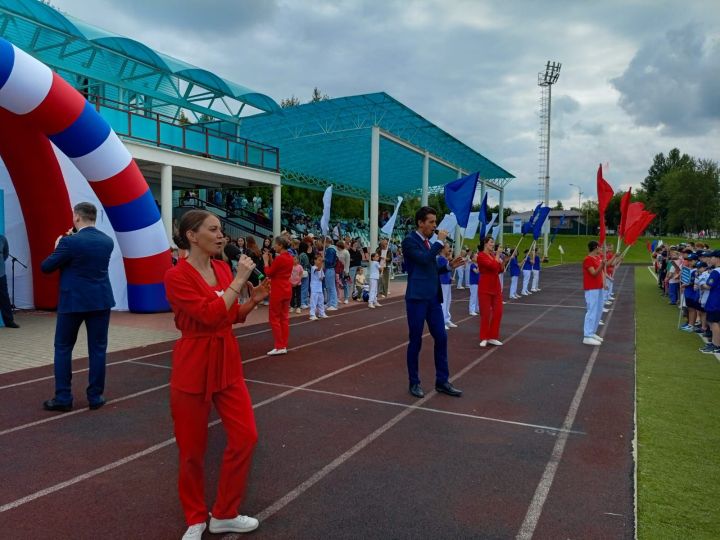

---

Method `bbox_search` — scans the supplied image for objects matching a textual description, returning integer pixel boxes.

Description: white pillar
[370,126,380,253]
[421,151,429,206]
[272,183,281,237]
[160,164,173,244]
[498,187,505,247]
[453,169,463,257]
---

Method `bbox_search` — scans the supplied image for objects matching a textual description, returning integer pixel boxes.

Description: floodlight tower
[537,60,561,258]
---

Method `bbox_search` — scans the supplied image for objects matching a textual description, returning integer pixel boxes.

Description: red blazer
[476,252,503,294]
[164,258,248,401]
[264,250,293,300]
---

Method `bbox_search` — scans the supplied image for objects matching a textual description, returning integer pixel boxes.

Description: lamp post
[537,60,561,257]
[569,183,582,236]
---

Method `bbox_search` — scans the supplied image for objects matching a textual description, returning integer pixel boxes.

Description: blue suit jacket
[402,232,449,302]
[41,227,116,313]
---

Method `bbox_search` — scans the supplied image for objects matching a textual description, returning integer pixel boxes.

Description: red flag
[618,188,632,238]
[596,164,614,245]
[624,211,656,246]
[624,202,644,233]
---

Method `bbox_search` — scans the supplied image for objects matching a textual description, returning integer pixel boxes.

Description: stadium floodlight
[537,60,561,257]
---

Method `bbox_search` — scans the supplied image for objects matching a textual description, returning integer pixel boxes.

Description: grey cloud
[611,23,720,136]
[572,121,604,136]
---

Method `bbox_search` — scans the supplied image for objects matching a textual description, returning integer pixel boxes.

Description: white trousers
[309,290,325,317]
[584,288,604,337]
[604,276,614,301]
[509,276,519,297]
[464,264,472,287]
[531,269,540,290]
[522,270,532,294]
[469,284,479,313]
[369,278,379,305]
[441,283,452,323]
[455,267,465,288]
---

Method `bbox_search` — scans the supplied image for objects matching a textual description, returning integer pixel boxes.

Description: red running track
[0,265,635,539]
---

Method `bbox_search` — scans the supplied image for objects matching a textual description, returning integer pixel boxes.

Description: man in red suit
[263,236,294,355]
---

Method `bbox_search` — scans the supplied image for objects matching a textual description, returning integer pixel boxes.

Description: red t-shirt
[583,254,603,290]
[605,251,615,277]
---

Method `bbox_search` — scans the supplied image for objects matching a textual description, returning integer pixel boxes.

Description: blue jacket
[41,227,116,313]
[401,232,449,302]
[509,256,521,277]
[533,255,541,271]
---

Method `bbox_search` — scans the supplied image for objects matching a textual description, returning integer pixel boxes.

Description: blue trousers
[0,275,13,326]
[668,282,679,304]
[300,276,309,306]
[324,268,338,307]
[53,309,111,405]
[405,298,449,386]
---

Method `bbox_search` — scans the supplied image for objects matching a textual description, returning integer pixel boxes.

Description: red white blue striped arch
[0,37,171,313]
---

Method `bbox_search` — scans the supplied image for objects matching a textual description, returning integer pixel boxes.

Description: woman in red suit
[476,235,504,347]
[164,210,270,540]
[263,236,294,355]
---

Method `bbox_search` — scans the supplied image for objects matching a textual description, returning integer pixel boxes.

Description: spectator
[308,254,328,321]
[323,237,339,310]
[0,233,19,328]
[368,252,381,308]
[336,240,351,304]
[289,255,303,314]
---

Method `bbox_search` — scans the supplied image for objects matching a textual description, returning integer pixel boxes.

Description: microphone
[253,268,265,280]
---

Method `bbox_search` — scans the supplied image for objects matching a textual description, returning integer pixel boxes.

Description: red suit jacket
[476,252,503,295]
[164,258,248,401]
[264,251,293,300]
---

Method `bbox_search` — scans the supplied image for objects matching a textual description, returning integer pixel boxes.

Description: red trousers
[269,297,291,349]
[170,382,258,525]
[479,292,503,340]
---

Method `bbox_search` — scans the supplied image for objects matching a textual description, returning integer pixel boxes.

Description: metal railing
[177,197,273,238]
[89,95,280,172]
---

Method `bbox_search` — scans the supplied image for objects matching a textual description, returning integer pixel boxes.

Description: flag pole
[504,234,526,270]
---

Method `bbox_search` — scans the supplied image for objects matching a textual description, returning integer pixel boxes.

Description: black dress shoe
[435,382,463,397]
[43,399,72,412]
[409,384,425,398]
[4,321,19,328]
[89,397,106,410]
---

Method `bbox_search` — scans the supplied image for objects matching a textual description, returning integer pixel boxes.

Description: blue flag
[651,239,658,252]
[521,203,543,235]
[478,192,489,238]
[549,214,566,244]
[444,172,480,228]
[532,206,551,240]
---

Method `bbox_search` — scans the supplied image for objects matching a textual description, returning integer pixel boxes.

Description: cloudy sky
[51,0,720,211]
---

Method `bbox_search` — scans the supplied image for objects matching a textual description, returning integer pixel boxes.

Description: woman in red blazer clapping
[476,235,504,347]
[263,236,294,355]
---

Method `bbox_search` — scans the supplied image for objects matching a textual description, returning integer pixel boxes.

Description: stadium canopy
[0,0,280,120]
[239,92,515,203]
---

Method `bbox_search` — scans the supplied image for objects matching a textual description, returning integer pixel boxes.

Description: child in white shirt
[309,254,328,320]
[368,253,381,308]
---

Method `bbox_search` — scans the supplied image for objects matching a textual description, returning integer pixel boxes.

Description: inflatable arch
[0,37,171,313]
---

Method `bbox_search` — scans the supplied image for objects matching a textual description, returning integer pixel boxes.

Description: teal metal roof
[0,0,280,117]
[239,92,514,199]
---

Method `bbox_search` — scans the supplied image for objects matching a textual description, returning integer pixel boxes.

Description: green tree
[580,200,599,235]
[604,192,625,230]
[280,96,301,108]
[177,111,191,125]
[553,200,564,210]
[309,87,330,103]
[661,160,720,234]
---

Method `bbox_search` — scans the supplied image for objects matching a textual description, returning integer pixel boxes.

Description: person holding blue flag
[521,249,533,296]
[508,250,521,299]
[531,249,541,292]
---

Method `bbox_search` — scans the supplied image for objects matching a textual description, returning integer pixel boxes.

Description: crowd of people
[652,242,720,354]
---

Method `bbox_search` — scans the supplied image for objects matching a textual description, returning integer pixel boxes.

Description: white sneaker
[521,291,529,296]
[300,305,309,309]
[295,308,302,314]
[447,321,458,328]
[375,302,383,307]
[267,348,287,356]
[209,515,259,534]
[182,523,206,540]
[479,340,488,347]
[583,337,602,346]
[605,301,612,306]
[469,312,478,316]
[592,334,604,341]
[445,324,450,330]
[602,308,609,313]
[309,316,318,321]
[502,301,507,304]
[344,299,349,304]
[327,306,338,311]
[457,286,466,290]
[319,314,329,318]
[599,320,605,326]
[487,339,503,346]
[531,289,538,292]
[368,303,375,309]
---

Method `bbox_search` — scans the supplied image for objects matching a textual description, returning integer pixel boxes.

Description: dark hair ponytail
[174,209,213,250]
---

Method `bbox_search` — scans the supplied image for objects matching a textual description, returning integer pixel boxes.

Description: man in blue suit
[402,206,465,398]
[41,202,115,412]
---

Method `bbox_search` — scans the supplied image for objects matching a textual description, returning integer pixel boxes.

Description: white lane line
[129,360,171,370]
[0,383,169,438]
[515,268,628,540]
[0,315,474,513]
[508,302,586,309]
[255,291,576,524]
[0,298,407,390]
[244,378,585,435]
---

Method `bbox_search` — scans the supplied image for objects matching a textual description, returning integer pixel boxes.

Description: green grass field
[635,266,720,539]
[475,234,696,265]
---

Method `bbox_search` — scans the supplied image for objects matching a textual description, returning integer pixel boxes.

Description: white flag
[381,196,404,236]
[491,225,500,241]
[485,212,498,236]
[320,185,333,236]
[558,245,565,255]
[437,213,458,234]
[463,212,480,239]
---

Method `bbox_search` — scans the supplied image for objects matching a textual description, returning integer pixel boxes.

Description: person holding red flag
[477,235,505,347]
[583,240,606,346]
